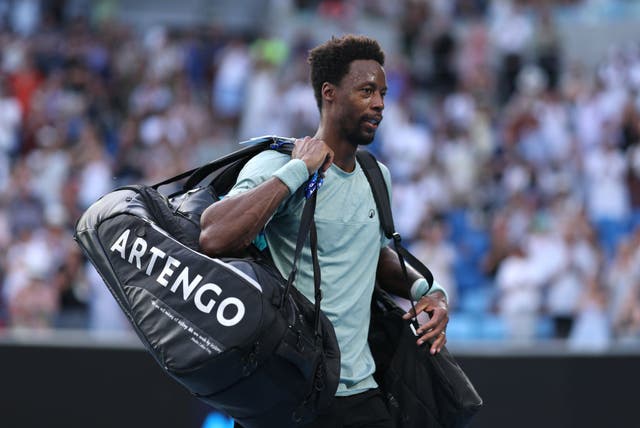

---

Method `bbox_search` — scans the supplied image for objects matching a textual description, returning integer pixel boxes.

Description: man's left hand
[402,291,449,355]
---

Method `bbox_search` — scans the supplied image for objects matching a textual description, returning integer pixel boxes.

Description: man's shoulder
[227,148,294,197]
[251,149,292,163]
[240,149,292,175]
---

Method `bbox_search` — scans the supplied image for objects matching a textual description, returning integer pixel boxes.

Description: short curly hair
[308,34,385,111]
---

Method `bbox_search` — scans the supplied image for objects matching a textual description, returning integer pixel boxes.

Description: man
[199,34,449,427]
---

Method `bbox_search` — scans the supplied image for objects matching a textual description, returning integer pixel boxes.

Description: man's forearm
[376,246,422,299]
[376,246,448,302]
[199,177,290,257]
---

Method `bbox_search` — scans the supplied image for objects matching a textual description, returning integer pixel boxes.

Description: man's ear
[321,82,336,104]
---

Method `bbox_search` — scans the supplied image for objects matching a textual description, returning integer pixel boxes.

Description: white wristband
[410,277,430,301]
[272,159,309,194]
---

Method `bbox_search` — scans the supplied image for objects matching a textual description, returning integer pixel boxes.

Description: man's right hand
[292,136,334,175]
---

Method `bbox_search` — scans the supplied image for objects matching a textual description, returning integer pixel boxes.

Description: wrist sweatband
[272,159,309,194]
[410,277,430,301]
[410,277,449,302]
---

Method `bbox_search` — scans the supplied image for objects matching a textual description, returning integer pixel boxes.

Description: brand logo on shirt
[369,209,375,218]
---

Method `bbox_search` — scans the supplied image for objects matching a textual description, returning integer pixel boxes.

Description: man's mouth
[363,116,382,128]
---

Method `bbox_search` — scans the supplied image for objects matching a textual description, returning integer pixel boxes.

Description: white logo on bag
[110,228,245,327]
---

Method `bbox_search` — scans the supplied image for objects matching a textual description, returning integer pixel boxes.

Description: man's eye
[362,87,373,95]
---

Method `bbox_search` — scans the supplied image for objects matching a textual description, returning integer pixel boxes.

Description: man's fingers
[293,136,333,174]
[416,307,445,335]
[429,331,447,355]
[402,299,432,320]
[416,315,437,335]
[415,307,448,349]
[402,308,416,320]
[401,293,449,353]
[321,150,334,173]
[416,326,447,351]
[416,325,443,344]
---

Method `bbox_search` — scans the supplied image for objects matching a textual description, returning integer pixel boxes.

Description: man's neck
[314,125,358,173]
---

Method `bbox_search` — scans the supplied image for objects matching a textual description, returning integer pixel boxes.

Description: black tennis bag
[74,136,340,427]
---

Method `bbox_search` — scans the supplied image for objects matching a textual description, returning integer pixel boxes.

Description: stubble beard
[345,122,376,147]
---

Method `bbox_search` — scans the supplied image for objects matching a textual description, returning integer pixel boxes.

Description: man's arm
[199,137,333,257]
[199,178,290,256]
[376,246,449,354]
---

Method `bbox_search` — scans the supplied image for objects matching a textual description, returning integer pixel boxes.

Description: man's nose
[372,92,384,110]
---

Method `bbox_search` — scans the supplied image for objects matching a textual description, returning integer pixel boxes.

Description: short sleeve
[226,150,292,198]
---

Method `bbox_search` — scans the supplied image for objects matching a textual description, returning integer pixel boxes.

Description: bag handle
[150,136,295,191]
[183,138,294,191]
[280,186,317,299]
[279,179,324,341]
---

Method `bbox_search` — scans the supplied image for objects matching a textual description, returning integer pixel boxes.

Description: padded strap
[150,137,294,191]
[281,189,317,306]
[356,150,434,290]
[185,137,295,191]
[184,141,293,191]
[310,220,322,341]
[356,150,395,239]
[280,188,324,340]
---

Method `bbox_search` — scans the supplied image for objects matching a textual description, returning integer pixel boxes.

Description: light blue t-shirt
[227,150,390,396]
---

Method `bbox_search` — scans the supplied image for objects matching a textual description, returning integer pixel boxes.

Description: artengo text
[109,228,245,327]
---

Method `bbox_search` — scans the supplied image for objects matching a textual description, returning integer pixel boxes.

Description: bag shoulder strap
[151,136,295,191]
[356,150,394,239]
[356,150,434,290]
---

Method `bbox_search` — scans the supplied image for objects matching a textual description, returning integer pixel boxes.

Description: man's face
[333,59,387,146]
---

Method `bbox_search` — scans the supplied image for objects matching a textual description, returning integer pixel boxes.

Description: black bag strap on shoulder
[280,189,324,344]
[151,136,296,191]
[281,190,318,302]
[356,149,434,300]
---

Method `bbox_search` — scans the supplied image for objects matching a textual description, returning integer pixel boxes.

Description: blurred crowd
[1,0,640,349]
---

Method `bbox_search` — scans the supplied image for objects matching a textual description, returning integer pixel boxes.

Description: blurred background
[1,0,640,427]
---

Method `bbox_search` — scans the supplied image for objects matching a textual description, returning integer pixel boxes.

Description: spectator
[3,226,58,329]
[495,243,543,342]
[568,275,612,351]
[545,222,600,339]
[211,36,251,130]
[0,75,22,162]
[489,0,533,104]
[86,263,129,332]
[533,7,562,91]
[238,37,289,139]
[410,217,458,310]
[613,283,640,343]
[606,231,640,323]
